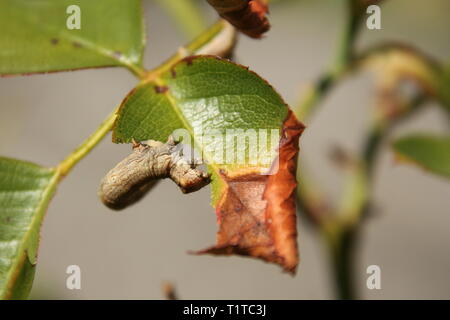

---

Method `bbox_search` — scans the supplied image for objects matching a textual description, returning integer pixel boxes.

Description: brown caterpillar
[99,137,210,210]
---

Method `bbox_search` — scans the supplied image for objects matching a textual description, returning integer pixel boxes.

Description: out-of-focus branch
[294,0,367,122]
[293,0,450,299]
[357,42,450,111]
[144,19,237,82]
[297,41,445,229]
[297,55,434,299]
[154,0,207,39]
[196,21,237,58]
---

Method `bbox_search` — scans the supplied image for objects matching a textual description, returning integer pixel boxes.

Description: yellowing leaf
[113,56,305,272]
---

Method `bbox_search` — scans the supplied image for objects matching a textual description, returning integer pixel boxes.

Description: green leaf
[113,56,304,272]
[114,56,288,142]
[113,55,290,199]
[393,134,450,179]
[0,157,59,300]
[0,0,145,76]
[113,56,289,200]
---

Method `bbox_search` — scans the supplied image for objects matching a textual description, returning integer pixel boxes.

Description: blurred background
[0,0,449,299]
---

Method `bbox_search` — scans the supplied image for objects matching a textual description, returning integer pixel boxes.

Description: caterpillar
[99,137,210,210]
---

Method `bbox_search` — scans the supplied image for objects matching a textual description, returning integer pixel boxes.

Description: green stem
[327,96,426,299]
[327,228,358,300]
[324,129,378,300]
[364,95,426,181]
[144,20,226,81]
[124,62,147,79]
[325,128,391,300]
[57,20,228,177]
[362,125,383,178]
[154,0,207,39]
[334,1,361,75]
[327,130,381,300]
[295,1,359,122]
[295,73,336,122]
[296,0,389,300]
[58,107,118,177]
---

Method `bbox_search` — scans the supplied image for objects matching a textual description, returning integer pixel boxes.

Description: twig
[295,0,362,122]
[58,107,118,177]
[293,0,443,300]
[154,0,207,39]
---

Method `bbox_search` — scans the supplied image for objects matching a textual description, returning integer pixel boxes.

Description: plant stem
[324,96,426,299]
[321,126,381,300]
[334,1,361,75]
[295,0,425,300]
[295,0,359,122]
[57,107,118,177]
[143,20,226,81]
[124,63,147,79]
[154,0,207,39]
[327,227,358,300]
[326,131,379,300]
[298,0,382,300]
[295,73,336,122]
[57,20,229,178]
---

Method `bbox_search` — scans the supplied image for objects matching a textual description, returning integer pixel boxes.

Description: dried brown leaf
[207,0,270,38]
[195,110,305,274]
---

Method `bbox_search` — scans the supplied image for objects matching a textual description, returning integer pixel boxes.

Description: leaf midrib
[154,76,225,181]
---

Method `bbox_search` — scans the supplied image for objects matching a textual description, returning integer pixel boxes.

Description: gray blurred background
[0,0,449,299]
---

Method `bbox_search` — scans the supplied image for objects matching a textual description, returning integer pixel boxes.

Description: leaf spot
[154,85,169,94]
